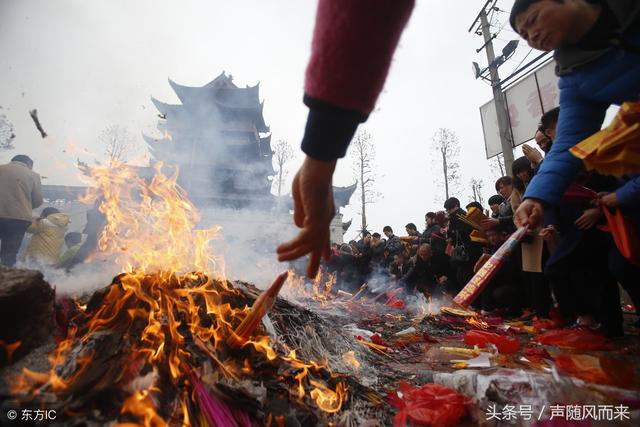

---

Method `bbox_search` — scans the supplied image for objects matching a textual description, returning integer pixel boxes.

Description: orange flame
[309,380,347,413]
[466,317,490,330]
[80,161,223,275]
[12,162,348,421]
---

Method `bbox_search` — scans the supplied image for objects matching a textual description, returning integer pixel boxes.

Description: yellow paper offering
[570,102,640,176]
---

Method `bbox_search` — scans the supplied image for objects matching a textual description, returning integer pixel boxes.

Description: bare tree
[431,128,461,201]
[350,130,378,233]
[100,124,134,165]
[489,153,506,179]
[0,113,16,151]
[271,139,294,197]
[470,178,485,206]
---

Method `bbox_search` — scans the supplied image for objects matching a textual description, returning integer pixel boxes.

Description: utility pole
[471,1,515,176]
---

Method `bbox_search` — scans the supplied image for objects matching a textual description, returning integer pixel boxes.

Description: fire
[309,380,348,413]
[11,162,347,423]
[466,317,490,330]
[282,270,336,303]
[79,161,223,275]
[342,351,361,370]
[0,339,21,364]
[121,389,167,427]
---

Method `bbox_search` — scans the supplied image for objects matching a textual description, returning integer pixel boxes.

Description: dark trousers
[525,272,552,318]
[0,218,31,266]
[609,242,640,315]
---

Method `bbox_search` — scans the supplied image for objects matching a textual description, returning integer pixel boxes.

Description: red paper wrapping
[463,330,520,354]
[451,227,528,308]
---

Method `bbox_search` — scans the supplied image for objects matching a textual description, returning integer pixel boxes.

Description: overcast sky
[1,0,540,240]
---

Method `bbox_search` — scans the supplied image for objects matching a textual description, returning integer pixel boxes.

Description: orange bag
[602,206,640,267]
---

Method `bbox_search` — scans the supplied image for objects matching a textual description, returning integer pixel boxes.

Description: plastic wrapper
[464,330,520,354]
[534,329,611,351]
[386,296,406,309]
[522,345,551,363]
[532,318,562,333]
[387,381,470,427]
[602,206,640,267]
[554,354,637,388]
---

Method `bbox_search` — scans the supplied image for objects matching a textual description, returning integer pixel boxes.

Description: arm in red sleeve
[301,0,415,161]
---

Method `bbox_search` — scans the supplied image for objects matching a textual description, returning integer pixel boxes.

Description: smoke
[18,258,121,296]
[197,206,296,288]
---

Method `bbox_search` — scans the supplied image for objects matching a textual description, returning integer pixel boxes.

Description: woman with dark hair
[511,156,535,212]
[512,155,552,318]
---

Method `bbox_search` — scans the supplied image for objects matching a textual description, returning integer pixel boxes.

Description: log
[0,266,54,367]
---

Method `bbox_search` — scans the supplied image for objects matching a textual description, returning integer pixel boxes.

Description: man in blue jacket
[510,0,640,229]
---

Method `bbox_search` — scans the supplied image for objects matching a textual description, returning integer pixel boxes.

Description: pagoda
[144,72,356,242]
[144,72,274,208]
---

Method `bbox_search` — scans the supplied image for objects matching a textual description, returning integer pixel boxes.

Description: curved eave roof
[259,133,272,155]
[333,182,357,208]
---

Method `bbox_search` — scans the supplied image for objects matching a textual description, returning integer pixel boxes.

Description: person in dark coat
[477,225,526,316]
[383,225,403,256]
[444,197,482,288]
[401,244,448,297]
[488,195,505,219]
[598,175,640,326]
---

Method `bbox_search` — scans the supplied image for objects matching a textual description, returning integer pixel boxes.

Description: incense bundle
[466,207,489,244]
[446,227,528,309]
[227,271,289,349]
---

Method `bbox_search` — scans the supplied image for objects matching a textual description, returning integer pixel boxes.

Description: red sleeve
[304,0,415,115]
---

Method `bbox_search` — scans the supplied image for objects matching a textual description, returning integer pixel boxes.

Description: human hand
[539,225,558,241]
[277,156,336,277]
[597,192,620,208]
[514,198,544,229]
[437,276,447,285]
[574,207,602,230]
[522,144,543,166]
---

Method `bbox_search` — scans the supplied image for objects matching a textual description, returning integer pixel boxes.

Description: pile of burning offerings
[4,163,381,426]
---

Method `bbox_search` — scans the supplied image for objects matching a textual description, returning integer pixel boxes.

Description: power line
[512,48,534,72]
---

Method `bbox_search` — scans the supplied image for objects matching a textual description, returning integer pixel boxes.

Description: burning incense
[444,227,529,310]
[227,271,289,349]
[350,283,368,300]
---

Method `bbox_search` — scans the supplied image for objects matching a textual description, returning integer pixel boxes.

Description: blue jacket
[616,175,640,206]
[524,33,640,205]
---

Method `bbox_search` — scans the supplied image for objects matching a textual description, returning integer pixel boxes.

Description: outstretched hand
[514,198,544,230]
[277,156,337,278]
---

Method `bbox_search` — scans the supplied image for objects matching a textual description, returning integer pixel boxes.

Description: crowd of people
[0,154,98,270]
[315,105,638,337]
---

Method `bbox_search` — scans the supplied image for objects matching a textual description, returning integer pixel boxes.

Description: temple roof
[159,72,269,132]
[333,183,357,208]
[259,134,272,158]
